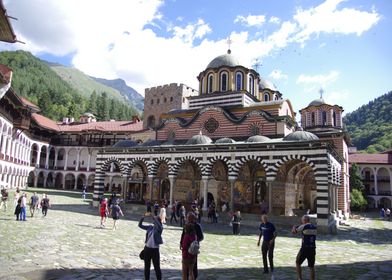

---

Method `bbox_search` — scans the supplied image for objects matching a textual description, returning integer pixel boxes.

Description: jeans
[232,223,240,235]
[262,241,275,273]
[20,207,26,221]
[170,212,178,223]
[144,247,161,280]
[42,206,48,216]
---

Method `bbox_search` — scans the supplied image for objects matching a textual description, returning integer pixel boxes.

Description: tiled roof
[349,153,391,165]
[57,120,144,133]
[32,113,60,131]
[0,1,17,43]
[20,97,40,110]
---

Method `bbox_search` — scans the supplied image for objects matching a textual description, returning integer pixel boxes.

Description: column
[9,139,14,161]
[54,149,58,169]
[202,176,209,211]
[148,176,154,201]
[62,175,66,189]
[374,168,378,195]
[74,175,78,190]
[0,134,6,156]
[87,153,91,171]
[75,149,80,171]
[63,151,68,171]
[6,136,11,159]
[108,176,113,192]
[168,175,176,207]
[43,174,48,188]
[267,181,273,214]
[45,147,50,169]
[36,145,42,168]
[228,176,236,212]
[34,174,38,187]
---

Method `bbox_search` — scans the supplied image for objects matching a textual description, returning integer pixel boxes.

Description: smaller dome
[308,98,326,107]
[215,137,236,144]
[186,134,212,145]
[283,131,319,141]
[259,78,277,91]
[112,139,138,148]
[246,135,270,143]
[206,52,242,69]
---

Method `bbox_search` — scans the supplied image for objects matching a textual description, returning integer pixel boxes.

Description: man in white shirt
[20,193,27,221]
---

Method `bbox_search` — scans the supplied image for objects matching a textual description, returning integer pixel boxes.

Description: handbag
[139,248,145,260]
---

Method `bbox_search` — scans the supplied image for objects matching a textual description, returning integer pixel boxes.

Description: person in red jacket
[181,223,197,280]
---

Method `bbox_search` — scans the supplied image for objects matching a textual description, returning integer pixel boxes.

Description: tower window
[333,111,337,126]
[157,98,160,104]
[207,74,213,93]
[311,112,315,126]
[235,71,243,91]
[164,97,167,103]
[150,99,154,105]
[249,74,254,95]
[220,72,228,92]
[170,96,173,102]
[264,93,270,102]
[322,111,327,125]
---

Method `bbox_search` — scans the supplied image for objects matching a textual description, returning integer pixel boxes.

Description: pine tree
[88,90,98,115]
[98,92,110,120]
[109,98,116,120]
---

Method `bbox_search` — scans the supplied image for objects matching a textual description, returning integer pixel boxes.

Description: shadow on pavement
[13,260,392,280]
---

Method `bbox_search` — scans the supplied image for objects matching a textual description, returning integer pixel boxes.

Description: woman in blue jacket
[139,213,163,280]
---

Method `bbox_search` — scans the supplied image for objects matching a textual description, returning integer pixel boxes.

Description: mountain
[0,50,139,121]
[91,77,144,110]
[344,91,392,153]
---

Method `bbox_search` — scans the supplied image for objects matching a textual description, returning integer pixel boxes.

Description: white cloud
[293,0,380,43]
[269,16,281,25]
[297,71,340,88]
[324,90,350,105]
[1,0,380,96]
[234,14,266,27]
[269,69,288,80]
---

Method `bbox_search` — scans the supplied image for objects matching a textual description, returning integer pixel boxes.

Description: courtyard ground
[0,188,391,280]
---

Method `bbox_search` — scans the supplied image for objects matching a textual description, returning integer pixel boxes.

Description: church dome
[112,139,139,148]
[215,137,236,144]
[246,135,270,143]
[186,134,212,145]
[283,131,319,141]
[259,78,277,91]
[206,51,242,69]
[308,98,326,107]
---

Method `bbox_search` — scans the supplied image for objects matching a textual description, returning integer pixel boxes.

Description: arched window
[322,111,327,125]
[264,93,270,102]
[333,111,337,126]
[275,95,279,100]
[235,71,243,91]
[220,71,228,92]
[147,115,155,129]
[311,112,315,126]
[207,74,213,93]
[249,74,254,95]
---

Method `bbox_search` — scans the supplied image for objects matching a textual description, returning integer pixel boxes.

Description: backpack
[188,240,200,256]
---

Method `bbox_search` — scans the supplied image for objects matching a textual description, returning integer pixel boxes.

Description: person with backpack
[41,194,50,217]
[181,223,198,280]
[111,200,124,230]
[292,215,317,280]
[138,213,163,280]
[180,212,204,279]
[0,188,8,212]
[14,196,22,220]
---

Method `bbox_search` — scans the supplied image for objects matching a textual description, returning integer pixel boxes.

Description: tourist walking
[386,208,391,221]
[154,201,159,216]
[41,194,50,217]
[180,212,204,279]
[231,211,241,235]
[159,202,167,224]
[82,186,87,200]
[30,192,39,217]
[380,207,385,219]
[1,188,8,211]
[181,223,198,280]
[138,213,163,280]
[111,200,124,230]
[170,202,178,224]
[14,196,22,220]
[180,205,186,227]
[257,214,277,274]
[146,200,152,213]
[292,215,317,280]
[20,193,27,221]
[99,197,109,227]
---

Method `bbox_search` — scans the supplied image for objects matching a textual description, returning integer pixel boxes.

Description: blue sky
[1,0,391,115]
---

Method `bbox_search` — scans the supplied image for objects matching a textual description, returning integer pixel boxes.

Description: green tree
[88,90,98,115]
[98,92,110,120]
[109,98,116,120]
[350,189,367,211]
[349,163,364,192]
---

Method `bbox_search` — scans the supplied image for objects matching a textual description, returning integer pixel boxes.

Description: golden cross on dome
[319,88,324,99]
[226,36,232,54]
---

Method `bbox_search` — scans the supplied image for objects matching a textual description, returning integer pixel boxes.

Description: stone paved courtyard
[0,188,391,280]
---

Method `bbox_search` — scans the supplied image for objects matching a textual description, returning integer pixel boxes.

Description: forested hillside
[344,91,392,153]
[0,50,139,121]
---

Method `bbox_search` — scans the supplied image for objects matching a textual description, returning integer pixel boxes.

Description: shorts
[112,216,120,220]
[100,211,107,218]
[296,247,316,268]
[182,257,196,266]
